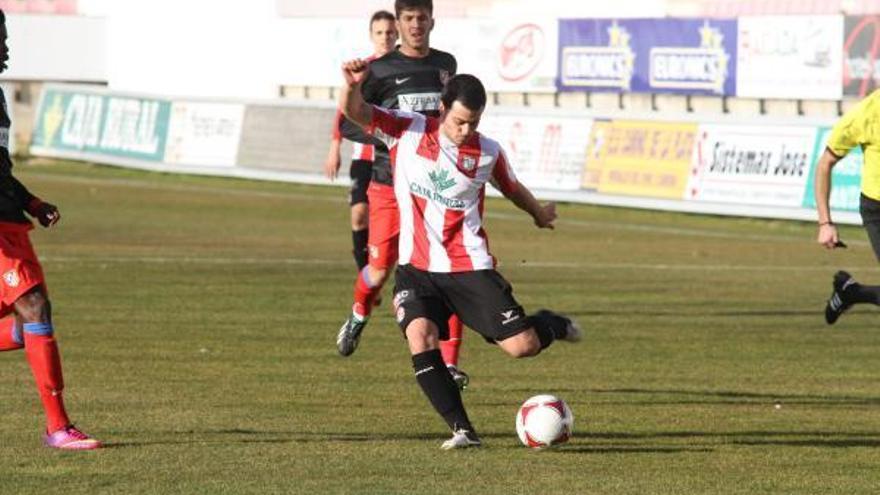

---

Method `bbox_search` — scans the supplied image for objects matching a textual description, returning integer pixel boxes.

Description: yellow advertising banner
[582,120,696,198]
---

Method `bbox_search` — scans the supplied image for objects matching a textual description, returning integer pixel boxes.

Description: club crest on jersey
[3,269,20,288]
[439,70,451,85]
[460,155,477,172]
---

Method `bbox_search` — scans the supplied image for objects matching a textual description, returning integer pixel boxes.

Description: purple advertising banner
[844,15,880,98]
[558,18,737,95]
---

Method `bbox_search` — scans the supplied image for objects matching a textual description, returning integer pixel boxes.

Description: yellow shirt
[828,89,880,200]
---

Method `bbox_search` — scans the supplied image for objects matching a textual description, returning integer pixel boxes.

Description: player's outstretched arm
[7,175,60,228]
[505,183,556,229]
[814,147,842,249]
[339,59,373,130]
[324,137,342,180]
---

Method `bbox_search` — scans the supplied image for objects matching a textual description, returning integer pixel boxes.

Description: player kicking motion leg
[324,10,397,274]
[340,62,582,449]
[0,9,100,450]
[335,0,468,390]
[815,91,880,324]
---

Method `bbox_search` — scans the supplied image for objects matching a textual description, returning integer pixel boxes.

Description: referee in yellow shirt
[815,90,880,324]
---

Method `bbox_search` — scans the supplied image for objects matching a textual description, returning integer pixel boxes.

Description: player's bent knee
[351,205,369,230]
[405,318,440,354]
[498,332,542,358]
[14,288,50,323]
[366,266,390,285]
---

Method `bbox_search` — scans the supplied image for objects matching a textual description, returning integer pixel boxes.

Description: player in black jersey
[0,10,101,449]
[335,0,470,390]
[324,10,397,273]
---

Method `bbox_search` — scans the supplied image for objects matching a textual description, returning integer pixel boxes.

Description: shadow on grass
[564,309,820,318]
[557,446,714,454]
[104,427,880,452]
[501,387,880,407]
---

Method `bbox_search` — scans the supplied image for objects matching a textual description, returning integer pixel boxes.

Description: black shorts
[860,193,880,261]
[348,160,372,206]
[392,264,530,342]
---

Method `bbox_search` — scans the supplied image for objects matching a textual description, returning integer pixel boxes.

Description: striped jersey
[369,106,520,273]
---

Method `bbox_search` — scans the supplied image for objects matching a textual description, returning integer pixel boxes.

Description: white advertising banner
[432,19,559,93]
[276,18,558,92]
[686,124,817,207]
[479,112,591,191]
[276,18,382,88]
[164,102,245,167]
[736,15,844,100]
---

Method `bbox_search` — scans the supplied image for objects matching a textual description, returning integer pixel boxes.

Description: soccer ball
[515,394,573,449]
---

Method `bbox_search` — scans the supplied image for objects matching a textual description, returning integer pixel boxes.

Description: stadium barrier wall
[29,83,862,225]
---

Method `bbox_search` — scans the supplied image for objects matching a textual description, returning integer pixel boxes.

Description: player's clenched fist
[534,202,556,229]
[342,59,369,87]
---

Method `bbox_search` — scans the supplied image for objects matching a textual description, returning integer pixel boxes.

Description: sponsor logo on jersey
[428,169,456,192]
[398,92,441,112]
[410,182,466,210]
[395,77,412,85]
[3,269,20,288]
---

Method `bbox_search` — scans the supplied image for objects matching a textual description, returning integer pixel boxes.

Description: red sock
[352,267,382,319]
[24,332,70,433]
[0,317,23,351]
[440,314,463,367]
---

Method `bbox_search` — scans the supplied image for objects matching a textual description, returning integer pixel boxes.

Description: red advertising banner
[844,15,880,97]
[0,0,77,14]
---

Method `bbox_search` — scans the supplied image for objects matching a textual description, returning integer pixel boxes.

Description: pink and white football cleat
[43,425,102,450]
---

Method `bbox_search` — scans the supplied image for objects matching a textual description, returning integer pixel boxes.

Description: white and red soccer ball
[515,394,573,449]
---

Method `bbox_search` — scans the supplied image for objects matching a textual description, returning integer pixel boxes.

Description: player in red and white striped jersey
[341,62,584,449]
[324,10,397,272]
[335,0,470,393]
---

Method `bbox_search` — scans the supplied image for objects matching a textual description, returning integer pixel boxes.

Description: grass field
[2,159,880,494]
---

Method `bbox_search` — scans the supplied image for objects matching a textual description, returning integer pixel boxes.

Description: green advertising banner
[803,127,862,213]
[32,86,171,162]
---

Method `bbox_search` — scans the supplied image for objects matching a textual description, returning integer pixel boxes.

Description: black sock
[352,229,368,270]
[412,349,473,432]
[849,283,880,305]
[528,309,570,350]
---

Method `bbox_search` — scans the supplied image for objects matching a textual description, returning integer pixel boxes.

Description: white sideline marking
[37,255,880,273]
[28,172,841,246]
[31,173,870,248]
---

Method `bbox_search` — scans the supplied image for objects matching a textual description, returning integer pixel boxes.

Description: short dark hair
[394,0,432,17]
[441,74,487,112]
[0,9,5,24]
[370,10,394,28]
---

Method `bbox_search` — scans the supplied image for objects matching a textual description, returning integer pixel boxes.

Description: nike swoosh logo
[395,77,412,84]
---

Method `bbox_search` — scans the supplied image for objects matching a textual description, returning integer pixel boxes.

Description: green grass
[2,159,880,494]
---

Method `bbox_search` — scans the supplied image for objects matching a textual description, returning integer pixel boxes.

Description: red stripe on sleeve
[410,194,431,270]
[477,188,495,267]
[416,117,441,161]
[370,107,411,141]
[492,150,519,195]
[442,209,473,272]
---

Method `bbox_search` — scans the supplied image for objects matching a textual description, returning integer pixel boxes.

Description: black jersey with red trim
[0,88,36,225]
[341,47,457,185]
